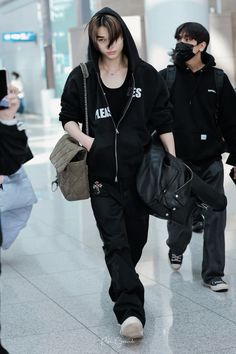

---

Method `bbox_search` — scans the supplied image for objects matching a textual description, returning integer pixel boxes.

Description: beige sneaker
[168,250,183,271]
[203,278,228,292]
[120,316,143,339]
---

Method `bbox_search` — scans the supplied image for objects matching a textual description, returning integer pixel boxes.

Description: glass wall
[50,0,77,96]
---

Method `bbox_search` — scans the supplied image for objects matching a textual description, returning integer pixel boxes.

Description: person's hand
[0,86,20,120]
[86,137,95,152]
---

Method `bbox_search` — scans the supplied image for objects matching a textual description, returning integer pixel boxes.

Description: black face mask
[171,42,196,66]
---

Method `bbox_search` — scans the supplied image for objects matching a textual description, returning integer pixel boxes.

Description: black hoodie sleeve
[59,67,84,127]
[0,122,33,175]
[148,70,173,135]
[218,74,236,165]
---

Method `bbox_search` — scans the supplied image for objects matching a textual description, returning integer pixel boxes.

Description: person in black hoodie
[0,90,33,176]
[59,7,175,339]
[160,22,236,292]
[0,87,22,354]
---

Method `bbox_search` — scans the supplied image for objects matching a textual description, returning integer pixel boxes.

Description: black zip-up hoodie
[160,53,236,166]
[59,7,172,182]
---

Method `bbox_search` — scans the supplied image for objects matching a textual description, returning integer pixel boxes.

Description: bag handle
[79,63,89,136]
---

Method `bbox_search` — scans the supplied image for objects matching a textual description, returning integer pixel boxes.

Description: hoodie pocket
[87,132,116,178]
[176,130,224,161]
[118,132,143,176]
[89,138,96,155]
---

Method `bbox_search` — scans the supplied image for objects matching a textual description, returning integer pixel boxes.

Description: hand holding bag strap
[79,63,89,136]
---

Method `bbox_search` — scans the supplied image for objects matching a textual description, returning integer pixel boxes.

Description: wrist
[78,132,90,148]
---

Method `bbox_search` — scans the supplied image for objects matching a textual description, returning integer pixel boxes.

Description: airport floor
[1,114,236,354]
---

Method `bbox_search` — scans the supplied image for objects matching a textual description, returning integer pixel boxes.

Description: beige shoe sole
[169,262,182,271]
[203,282,229,292]
[120,316,143,339]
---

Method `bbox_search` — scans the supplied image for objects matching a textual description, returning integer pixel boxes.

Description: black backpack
[165,65,228,151]
[165,65,224,101]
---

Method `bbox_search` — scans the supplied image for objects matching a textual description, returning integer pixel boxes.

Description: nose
[108,41,115,50]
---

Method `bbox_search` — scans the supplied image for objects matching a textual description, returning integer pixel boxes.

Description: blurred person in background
[0,81,37,248]
[59,7,175,339]
[0,85,37,351]
[0,216,9,353]
[0,87,20,354]
[0,87,28,174]
[11,71,25,114]
[160,22,236,292]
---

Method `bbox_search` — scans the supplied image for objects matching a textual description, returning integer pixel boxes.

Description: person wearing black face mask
[172,42,197,66]
[160,22,236,292]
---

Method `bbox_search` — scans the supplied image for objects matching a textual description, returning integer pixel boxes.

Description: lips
[107,51,116,55]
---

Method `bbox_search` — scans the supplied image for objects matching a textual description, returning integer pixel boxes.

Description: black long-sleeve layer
[160,61,236,166]
[59,61,173,181]
[0,122,33,175]
[59,6,173,182]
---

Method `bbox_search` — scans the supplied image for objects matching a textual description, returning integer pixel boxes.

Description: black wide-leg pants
[167,160,226,282]
[90,179,149,326]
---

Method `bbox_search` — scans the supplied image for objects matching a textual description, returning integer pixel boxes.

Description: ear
[199,41,207,52]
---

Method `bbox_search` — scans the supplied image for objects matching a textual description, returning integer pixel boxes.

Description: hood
[201,51,216,68]
[88,7,141,72]
[173,50,216,71]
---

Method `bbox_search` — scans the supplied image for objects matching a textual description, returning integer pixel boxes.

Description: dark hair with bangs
[88,14,123,49]
[175,22,210,50]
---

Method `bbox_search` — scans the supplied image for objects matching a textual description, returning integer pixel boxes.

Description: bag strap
[214,67,224,101]
[166,65,176,91]
[165,65,224,96]
[214,68,224,123]
[79,63,89,135]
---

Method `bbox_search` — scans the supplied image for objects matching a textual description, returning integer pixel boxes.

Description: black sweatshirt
[101,73,130,124]
[0,121,33,175]
[160,53,236,166]
[59,7,173,182]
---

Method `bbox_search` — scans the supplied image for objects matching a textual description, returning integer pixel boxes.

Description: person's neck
[186,53,205,73]
[99,55,127,76]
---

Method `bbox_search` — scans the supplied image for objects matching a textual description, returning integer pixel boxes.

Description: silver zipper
[97,73,135,182]
[97,73,117,131]
[114,128,119,182]
[117,73,135,130]
[114,74,135,181]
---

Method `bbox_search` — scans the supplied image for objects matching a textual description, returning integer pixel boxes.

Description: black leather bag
[137,134,194,224]
[136,134,227,225]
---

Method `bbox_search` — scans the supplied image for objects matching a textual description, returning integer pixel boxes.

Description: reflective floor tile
[2,300,83,338]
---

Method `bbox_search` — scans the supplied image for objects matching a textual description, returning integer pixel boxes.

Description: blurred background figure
[0,86,37,250]
[11,72,25,114]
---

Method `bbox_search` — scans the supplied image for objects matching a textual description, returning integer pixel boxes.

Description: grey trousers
[167,160,226,282]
